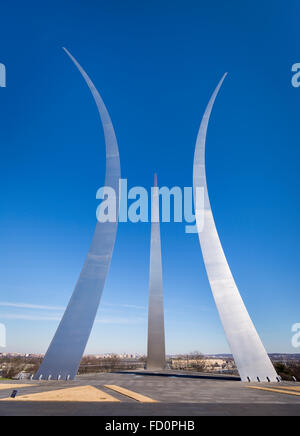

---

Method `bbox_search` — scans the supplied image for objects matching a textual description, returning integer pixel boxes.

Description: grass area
[0,378,11,381]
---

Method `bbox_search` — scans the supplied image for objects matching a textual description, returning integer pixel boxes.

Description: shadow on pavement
[112,370,241,382]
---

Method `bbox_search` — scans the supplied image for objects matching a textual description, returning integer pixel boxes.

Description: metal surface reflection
[193,74,278,382]
[34,49,120,380]
[147,174,166,370]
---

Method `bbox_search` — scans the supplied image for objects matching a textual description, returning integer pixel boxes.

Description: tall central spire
[147,174,166,370]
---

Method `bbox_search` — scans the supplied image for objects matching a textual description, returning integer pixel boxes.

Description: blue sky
[0,0,299,355]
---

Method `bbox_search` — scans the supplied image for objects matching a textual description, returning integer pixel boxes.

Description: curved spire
[193,75,278,382]
[35,49,120,380]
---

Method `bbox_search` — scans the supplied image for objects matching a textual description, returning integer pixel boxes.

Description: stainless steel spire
[34,48,120,380]
[147,174,166,370]
[193,74,278,382]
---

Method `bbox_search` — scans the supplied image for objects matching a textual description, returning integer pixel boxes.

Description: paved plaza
[0,371,299,416]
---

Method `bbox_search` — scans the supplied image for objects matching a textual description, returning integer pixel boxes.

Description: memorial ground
[0,371,299,416]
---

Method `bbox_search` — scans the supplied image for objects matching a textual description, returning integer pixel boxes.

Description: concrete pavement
[0,371,299,416]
